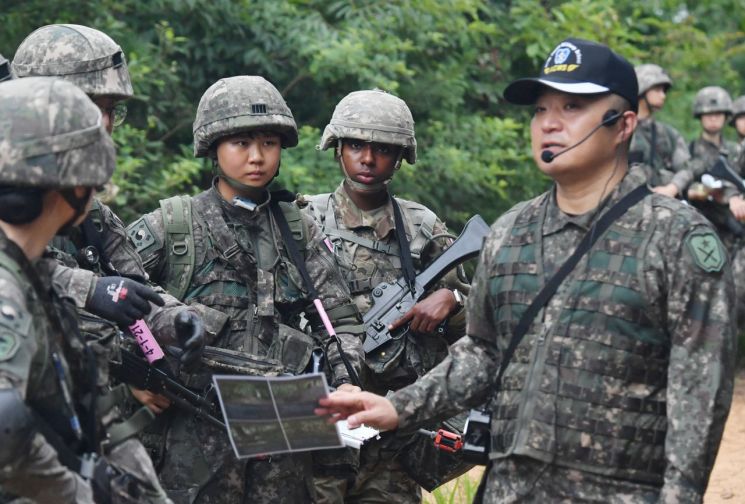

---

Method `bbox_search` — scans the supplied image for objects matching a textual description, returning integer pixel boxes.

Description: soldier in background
[731,95,745,147]
[126,75,364,503]
[302,89,471,503]
[0,76,116,503]
[318,37,736,503]
[630,64,701,197]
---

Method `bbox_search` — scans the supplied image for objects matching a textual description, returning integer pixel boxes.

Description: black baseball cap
[503,38,639,111]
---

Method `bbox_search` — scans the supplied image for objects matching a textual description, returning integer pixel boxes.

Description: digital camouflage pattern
[302,183,470,502]
[12,24,134,99]
[0,77,115,189]
[129,185,363,503]
[693,86,733,117]
[193,76,298,156]
[319,89,417,164]
[389,166,735,503]
[635,64,672,96]
[731,95,745,121]
[630,118,699,189]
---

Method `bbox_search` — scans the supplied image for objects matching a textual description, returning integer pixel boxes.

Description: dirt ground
[424,373,745,503]
[704,372,745,503]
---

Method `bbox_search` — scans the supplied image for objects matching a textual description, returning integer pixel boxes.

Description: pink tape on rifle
[313,299,337,337]
[129,319,165,363]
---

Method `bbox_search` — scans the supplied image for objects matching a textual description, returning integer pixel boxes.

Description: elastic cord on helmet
[336,139,402,194]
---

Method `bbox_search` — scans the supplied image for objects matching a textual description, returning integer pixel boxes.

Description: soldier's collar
[333,181,396,239]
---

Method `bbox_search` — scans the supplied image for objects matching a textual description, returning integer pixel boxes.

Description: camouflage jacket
[0,233,94,503]
[389,166,735,502]
[48,199,228,346]
[301,182,467,393]
[128,185,363,386]
[630,117,699,190]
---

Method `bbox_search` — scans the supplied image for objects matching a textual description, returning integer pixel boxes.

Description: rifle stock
[362,215,491,354]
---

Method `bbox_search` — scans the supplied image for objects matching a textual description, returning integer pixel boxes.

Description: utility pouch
[461,409,491,465]
[200,346,284,377]
[397,413,474,491]
[268,324,315,375]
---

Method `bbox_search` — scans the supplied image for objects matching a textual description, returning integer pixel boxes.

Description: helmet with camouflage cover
[731,95,745,122]
[193,76,298,157]
[11,24,133,99]
[0,53,12,82]
[319,89,417,165]
[0,77,115,188]
[635,64,672,96]
[693,86,733,117]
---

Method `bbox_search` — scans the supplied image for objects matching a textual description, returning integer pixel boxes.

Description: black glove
[90,456,114,504]
[174,310,205,369]
[86,276,165,326]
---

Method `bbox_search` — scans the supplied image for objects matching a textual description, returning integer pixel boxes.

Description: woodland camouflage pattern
[319,89,417,164]
[130,186,363,503]
[389,166,735,503]
[193,76,298,156]
[0,77,115,188]
[12,24,134,98]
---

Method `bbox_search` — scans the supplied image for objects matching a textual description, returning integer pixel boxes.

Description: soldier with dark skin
[0,76,118,503]
[302,90,470,502]
[127,75,364,503]
[318,38,736,503]
[630,64,701,197]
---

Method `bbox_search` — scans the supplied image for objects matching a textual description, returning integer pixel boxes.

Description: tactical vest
[142,192,314,378]
[488,194,669,484]
[305,192,436,295]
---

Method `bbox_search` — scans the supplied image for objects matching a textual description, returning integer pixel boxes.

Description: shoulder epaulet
[158,195,195,301]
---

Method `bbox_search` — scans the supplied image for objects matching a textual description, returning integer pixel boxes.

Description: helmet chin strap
[213,158,272,203]
[336,139,401,194]
[57,187,92,236]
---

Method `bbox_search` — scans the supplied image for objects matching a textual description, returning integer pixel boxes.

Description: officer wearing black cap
[317,37,735,503]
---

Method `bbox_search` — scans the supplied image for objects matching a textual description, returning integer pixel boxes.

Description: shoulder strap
[495,184,651,391]
[269,198,361,387]
[405,203,437,261]
[390,197,417,292]
[689,139,696,156]
[159,195,195,301]
[649,120,657,167]
[278,200,308,254]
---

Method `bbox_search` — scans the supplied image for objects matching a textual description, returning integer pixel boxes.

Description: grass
[423,467,484,504]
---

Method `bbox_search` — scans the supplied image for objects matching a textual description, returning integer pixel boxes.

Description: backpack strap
[402,201,437,261]
[159,195,195,301]
[278,199,308,255]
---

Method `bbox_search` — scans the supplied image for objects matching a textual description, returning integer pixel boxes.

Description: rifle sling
[390,196,417,292]
[495,184,651,390]
[268,197,362,387]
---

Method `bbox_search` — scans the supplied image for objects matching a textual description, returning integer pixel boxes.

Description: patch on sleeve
[0,298,31,336]
[685,230,726,273]
[127,217,157,253]
[0,331,19,362]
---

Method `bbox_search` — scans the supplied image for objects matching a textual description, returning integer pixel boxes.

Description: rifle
[709,155,745,193]
[110,348,225,429]
[362,215,490,355]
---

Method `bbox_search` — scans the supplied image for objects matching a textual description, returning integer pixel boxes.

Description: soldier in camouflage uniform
[630,64,701,197]
[126,75,364,503]
[0,76,127,503]
[318,38,736,503]
[301,89,470,503]
[731,95,745,145]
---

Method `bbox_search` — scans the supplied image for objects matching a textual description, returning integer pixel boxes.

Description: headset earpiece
[602,109,622,127]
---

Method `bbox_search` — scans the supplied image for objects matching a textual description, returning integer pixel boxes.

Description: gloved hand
[90,456,115,504]
[175,310,205,369]
[86,276,165,326]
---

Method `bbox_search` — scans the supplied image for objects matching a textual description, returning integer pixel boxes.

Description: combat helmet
[693,86,733,117]
[12,24,133,99]
[635,64,672,96]
[319,89,417,165]
[193,76,298,157]
[0,77,116,189]
[731,96,745,123]
[0,53,12,82]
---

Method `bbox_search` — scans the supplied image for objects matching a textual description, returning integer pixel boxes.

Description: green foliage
[3,0,745,234]
[425,471,481,504]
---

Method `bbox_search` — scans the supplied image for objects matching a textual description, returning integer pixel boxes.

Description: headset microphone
[541,109,622,163]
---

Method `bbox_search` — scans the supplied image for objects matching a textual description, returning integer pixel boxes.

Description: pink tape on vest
[324,238,334,253]
[313,299,337,337]
[129,319,165,363]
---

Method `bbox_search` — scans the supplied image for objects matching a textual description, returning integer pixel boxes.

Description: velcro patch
[685,230,725,273]
[128,217,157,253]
